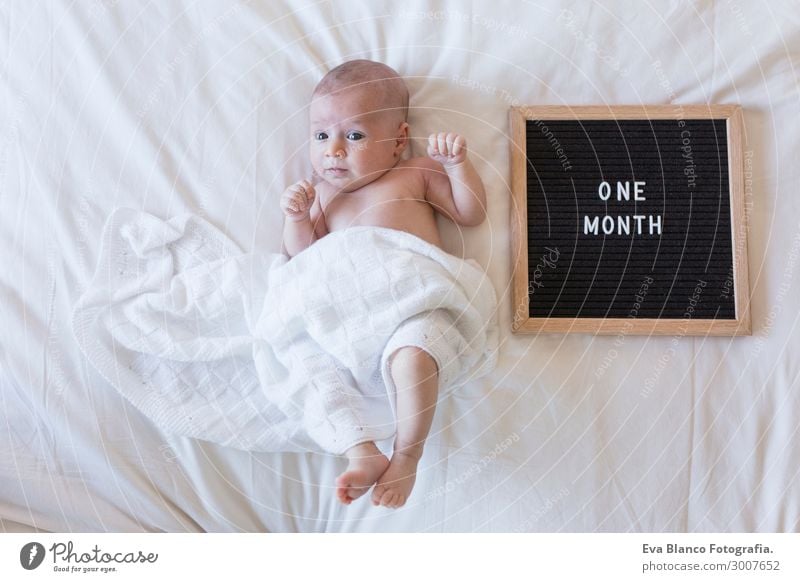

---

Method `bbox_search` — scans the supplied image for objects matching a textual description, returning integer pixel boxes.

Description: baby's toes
[379,490,397,507]
[371,484,386,506]
[336,487,351,505]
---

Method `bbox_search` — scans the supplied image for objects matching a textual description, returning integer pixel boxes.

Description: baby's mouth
[324,167,348,177]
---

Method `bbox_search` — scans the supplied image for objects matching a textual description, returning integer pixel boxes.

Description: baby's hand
[427,132,467,167]
[280,179,315,222]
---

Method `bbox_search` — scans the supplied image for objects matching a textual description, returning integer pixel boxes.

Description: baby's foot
[371,451,420,509]
[336,442,390,505]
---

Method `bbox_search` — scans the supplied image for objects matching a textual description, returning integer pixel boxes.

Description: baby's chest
[323,175,427,227]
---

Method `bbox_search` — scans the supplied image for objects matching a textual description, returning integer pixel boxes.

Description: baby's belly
[328,202,443,248]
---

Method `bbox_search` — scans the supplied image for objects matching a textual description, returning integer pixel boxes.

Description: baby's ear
[394,122,409,154]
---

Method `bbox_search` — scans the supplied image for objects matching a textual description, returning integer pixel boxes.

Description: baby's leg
[336,441,389,505]
[372,346,439,508]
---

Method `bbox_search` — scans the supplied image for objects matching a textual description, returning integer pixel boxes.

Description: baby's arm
[280,179,328,257]
[424,132,487,226]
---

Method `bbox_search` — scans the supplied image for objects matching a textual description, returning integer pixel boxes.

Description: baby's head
[309,60,409,192]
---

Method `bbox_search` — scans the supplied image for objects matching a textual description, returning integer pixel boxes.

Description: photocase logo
[20,542,46,570]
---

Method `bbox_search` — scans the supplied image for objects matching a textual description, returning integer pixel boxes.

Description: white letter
[618,215,630,235]
[602,215,615,234]
[634,181,646,200]
[633,215,645,234]
[598,181,611,201]
[584,215,599,235]
[649,215,662,235]
[617,181,630,201]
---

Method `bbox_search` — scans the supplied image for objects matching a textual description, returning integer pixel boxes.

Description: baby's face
[309,88,407,193]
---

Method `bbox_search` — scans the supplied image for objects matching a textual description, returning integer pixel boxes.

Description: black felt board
[525,119,736,319]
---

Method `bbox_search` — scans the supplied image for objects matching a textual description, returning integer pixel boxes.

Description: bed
[2,0,799,532]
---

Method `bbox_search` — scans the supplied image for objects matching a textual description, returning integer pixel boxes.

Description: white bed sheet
[2,0,799,532]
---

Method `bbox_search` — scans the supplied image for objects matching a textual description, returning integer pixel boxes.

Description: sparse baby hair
[312,59,409,123]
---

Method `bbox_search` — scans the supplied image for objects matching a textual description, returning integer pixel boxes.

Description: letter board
[510,105,750,335]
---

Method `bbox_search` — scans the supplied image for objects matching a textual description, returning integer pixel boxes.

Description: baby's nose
[325,139,345,158]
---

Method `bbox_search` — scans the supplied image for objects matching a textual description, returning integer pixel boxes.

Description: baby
[280,60,487,508]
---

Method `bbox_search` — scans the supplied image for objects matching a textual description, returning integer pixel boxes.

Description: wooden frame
[510,105,751,336]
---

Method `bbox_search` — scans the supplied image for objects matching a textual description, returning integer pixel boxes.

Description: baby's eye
[346,131,365,141]
[314,132,328,141]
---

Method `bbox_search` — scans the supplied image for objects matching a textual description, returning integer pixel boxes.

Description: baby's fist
[427,132,467,167]
[280,179,315,222]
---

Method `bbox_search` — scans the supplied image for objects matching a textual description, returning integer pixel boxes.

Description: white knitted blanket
[72,209,499,454]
